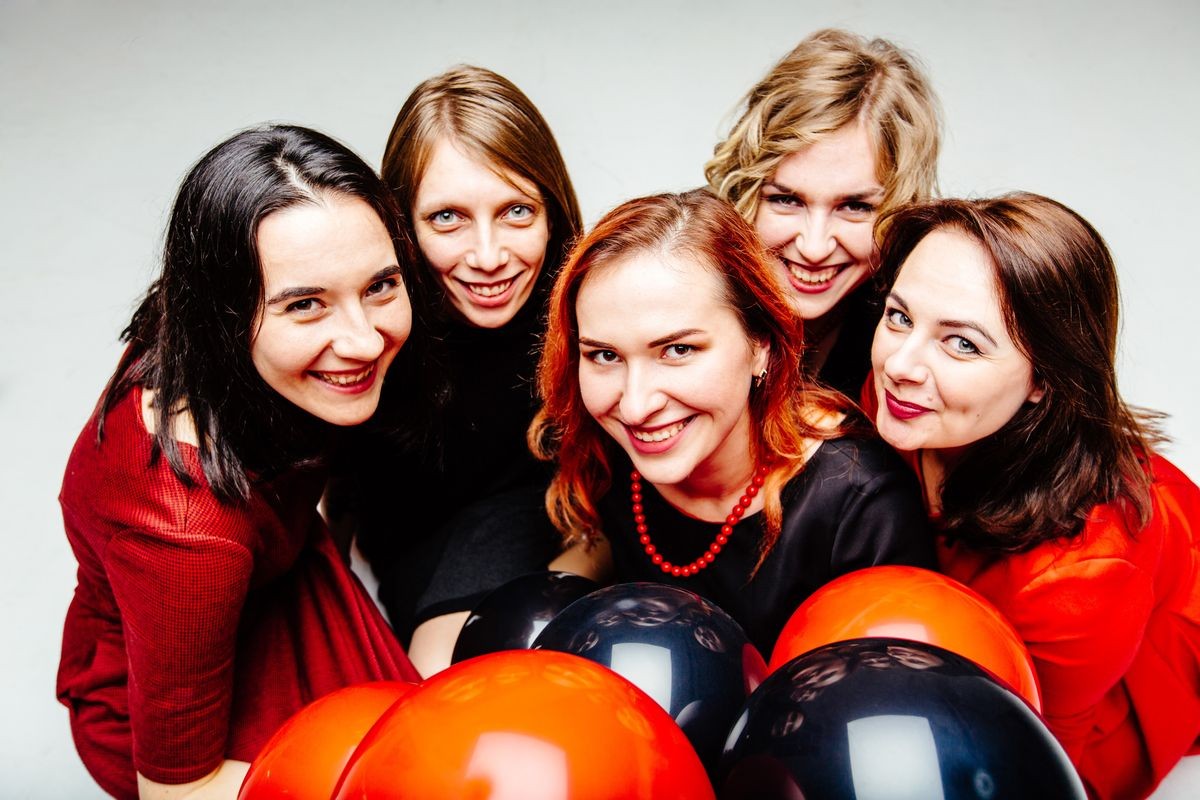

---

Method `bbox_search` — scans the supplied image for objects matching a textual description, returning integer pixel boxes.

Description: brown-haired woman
[866,192,1200,799]
[333,65,583,675]
[531,189,934,655]
[706,28,941,397]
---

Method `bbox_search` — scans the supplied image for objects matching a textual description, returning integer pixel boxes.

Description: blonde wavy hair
[705,29,941,223]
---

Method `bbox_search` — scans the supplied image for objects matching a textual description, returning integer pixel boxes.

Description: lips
[455,274,522,308]
[884,390,931,421]
[626,417,693,454]
[780,258,848,294]
[310,363,376,394]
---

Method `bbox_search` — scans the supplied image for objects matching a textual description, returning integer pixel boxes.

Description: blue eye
[884,307,912,327]
[429,209,462,228]
[948,335,980,355]
[506,204,535,220]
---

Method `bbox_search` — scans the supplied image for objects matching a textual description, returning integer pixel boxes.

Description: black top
[342,294,559,643]
[601,436,935,656]
[814,285,879,401]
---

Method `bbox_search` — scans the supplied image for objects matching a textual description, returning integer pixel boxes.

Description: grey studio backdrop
[2,1,1198,796]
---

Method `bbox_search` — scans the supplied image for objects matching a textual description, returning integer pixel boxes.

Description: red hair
[529,189,857,569]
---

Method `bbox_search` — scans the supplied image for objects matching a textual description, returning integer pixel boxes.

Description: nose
[880,333,930,386]
[331,304,385,362]
[464,222,510,273]
[794,211,837,264]
[618,362,668,425]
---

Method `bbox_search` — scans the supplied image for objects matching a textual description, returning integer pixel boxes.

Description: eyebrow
[888,291,999,348]
[761,180,885,202]
[264,265,401,306]
[578,329,704,350]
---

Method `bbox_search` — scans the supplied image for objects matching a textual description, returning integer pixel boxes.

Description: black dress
[813,285,879,401]
[342,293,560,643]
[600,435,935,656]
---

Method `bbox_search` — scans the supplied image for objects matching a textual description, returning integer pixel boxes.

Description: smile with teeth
[312,363,374,386]
[630,418,691,443]
[462,277,516,297]
[783,258,843,286]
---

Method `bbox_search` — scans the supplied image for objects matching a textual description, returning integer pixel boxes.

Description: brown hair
[529,189,855,569]
[705,28,941,224]
[382,64,582,300]
[875,193,1162,552]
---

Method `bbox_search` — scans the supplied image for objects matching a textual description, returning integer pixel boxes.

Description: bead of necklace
[631,464,769,577]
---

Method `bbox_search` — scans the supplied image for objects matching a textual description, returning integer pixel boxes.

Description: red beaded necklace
[631,464,769,577]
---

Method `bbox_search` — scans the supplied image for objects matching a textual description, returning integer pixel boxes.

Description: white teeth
[315,364,373,386]
[631,420,687,443]
[467,278,515,297]
[785,260,839,285]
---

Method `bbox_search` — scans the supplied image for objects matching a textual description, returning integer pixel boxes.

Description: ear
[1027,380,1045,405]
[751,337,771,376]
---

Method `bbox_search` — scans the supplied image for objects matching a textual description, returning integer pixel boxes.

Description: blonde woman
[707,28,941,397]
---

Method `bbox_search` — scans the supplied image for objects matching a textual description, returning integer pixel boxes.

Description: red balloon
[238,681,415,800]
[334,650,715,800]
[769,566,1042,710]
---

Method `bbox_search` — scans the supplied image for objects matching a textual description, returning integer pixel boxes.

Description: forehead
[894,229,1008,325]
[576,249,734,327]
[256,194,392,285]
[416,137,540,202]
[770,123,882,194]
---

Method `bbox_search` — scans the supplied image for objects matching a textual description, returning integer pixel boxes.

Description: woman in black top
[336,66,582,674]
[531,190,933,656]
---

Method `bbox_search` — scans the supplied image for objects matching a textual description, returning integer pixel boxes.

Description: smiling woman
[329,65,583,676]
[529,189,935,655]
[706,29,941,397]
[865,193,1200,800]
[55,125,421,800]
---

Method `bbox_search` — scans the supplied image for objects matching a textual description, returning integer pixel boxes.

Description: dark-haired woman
[56,125,421,800]
[334,65,583,675]
[865,193,1200,799]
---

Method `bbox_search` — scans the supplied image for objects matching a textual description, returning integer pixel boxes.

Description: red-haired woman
[529,189,935,655]
[866,193,1200,799]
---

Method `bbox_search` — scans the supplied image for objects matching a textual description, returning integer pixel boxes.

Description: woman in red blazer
[865,192,1200,799]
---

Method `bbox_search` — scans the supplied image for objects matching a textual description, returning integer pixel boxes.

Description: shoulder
[794,433,916,490]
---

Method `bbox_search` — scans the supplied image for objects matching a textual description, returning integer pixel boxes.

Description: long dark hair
[875,193,1162,552]
[99,124,430,503]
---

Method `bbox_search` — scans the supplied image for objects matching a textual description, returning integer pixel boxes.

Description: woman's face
[753,122,883,323]
[870,229,1042,459]
[575,251,769,495]
[411,137,550,328]
[251,193,412,426]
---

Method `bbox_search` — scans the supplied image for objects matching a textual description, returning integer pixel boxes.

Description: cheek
[415,232,459,275]
[577,367,613,419]
[841,223,877,267]
[753,208,791,249]
[513,221,550,269]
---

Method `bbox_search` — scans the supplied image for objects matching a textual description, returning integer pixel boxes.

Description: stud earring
[752,368,768,389]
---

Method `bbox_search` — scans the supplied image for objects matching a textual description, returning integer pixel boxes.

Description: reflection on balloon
[532,582,766,775]
[237,681,414,800]
[452,571,600,663]
[333,649,714,800]
[721,638,1086,800]
[769,565,1041,709]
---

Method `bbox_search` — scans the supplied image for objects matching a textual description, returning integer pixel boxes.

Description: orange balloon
[334,650,715,800]
[769,566,1041,710]
[238,680,415,800]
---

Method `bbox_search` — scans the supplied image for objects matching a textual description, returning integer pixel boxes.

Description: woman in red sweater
[866,192,1200,799]
[57,125,422,799]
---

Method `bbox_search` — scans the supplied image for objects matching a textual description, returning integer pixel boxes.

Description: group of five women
[57,28,1199,800]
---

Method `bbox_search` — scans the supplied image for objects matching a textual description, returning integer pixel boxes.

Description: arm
[549,535,613,582]
[407,612,471,679]
[106,526,255,788]
[137,761,250,800]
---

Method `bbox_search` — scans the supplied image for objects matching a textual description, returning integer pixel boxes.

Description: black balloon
[451,571,599,663]
[719,638,1086,800]
[532,581,767,775]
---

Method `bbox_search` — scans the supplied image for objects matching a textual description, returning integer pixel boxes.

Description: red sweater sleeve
[105,523,254,784]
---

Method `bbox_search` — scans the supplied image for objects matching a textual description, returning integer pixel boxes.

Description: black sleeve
[827,457,936,573]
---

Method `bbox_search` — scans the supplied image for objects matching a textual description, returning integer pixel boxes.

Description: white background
[2,1,1197,795]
